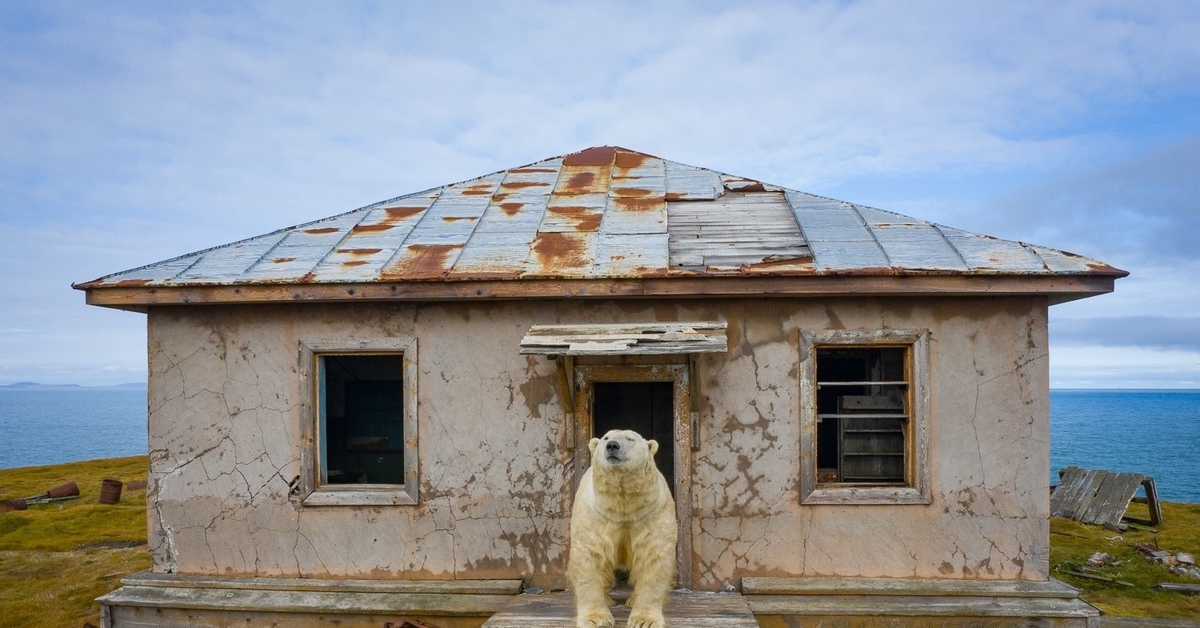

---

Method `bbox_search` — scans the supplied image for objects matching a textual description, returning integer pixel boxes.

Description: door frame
[573,363,694,587]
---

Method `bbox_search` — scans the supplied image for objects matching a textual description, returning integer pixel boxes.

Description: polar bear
[568,429,677,628]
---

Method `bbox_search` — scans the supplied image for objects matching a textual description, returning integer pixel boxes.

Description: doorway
[592,381,675,491]
[573,363,694,585]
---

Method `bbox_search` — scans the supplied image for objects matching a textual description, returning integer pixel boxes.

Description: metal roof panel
[77,146,1127,294]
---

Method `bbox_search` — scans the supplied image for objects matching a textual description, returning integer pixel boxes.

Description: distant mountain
[0,382,146,389]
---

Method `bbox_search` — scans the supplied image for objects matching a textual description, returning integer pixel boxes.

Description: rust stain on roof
[383,243,462,280]
[303,227,340,235]
[614,187,653,198]
[499,180,551,190]
[342,248,383,256]
[385,207,426,219]
[352,222,396,234]
[532,232,588,269]
[547,206,602,231]
[566,171,596,191]
[563,146,616,167]
[614,197,663,212]
[614,150,648,169]
[499,202,525,216]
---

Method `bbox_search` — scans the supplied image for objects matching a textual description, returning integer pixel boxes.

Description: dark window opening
[320,354,405,485]
[592,381,675,494]
[816,347,908,485]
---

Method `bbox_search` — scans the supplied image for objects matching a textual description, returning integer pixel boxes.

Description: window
[800,330,929,505]
[297,337,418,506]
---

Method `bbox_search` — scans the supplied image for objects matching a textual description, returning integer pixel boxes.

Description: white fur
[568,429,677,628]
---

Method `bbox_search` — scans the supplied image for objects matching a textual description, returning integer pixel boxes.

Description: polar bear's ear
[588,437,601,454]
[647,439,659,458]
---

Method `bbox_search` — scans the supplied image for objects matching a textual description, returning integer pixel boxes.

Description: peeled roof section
[76,146,1126,307]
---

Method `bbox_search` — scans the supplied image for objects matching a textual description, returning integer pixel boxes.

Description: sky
[1,1,1198,388]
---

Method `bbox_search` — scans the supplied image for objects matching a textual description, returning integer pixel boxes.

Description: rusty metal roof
[76,146,1126,301]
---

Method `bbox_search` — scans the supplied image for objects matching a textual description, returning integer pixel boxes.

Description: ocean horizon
[1,386,1197,503]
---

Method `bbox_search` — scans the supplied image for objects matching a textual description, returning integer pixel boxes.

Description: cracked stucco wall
[693,296,1050,586]
[145,296,1050,589]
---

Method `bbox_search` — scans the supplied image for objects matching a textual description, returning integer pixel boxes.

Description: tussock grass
[0,456,151,627]
[1051,500,1200,620]
[2,456,1198,625]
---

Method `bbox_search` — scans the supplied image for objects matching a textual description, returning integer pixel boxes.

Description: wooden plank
[746,594,1100,618]
[99,584,514,615]
[1154,582,1200,595]
[1143,477,1163,526]
[1052,466,1151,529]
[520,322,727,356]
[483,590,757,627]
[742,577,1083,599]
[107,605,487,628]
[1083,471,1144,528]
[117,571,520,595]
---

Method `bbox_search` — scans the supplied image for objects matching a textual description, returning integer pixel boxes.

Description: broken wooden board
[482,589,758,627]
[1050,466,1161,528]
[519,322,727,356]
[1154,582,1200,596]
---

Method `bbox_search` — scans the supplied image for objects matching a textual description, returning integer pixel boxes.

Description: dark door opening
[592,381,675,493]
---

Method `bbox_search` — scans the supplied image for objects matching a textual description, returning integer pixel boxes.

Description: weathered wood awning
[519,322,727,356]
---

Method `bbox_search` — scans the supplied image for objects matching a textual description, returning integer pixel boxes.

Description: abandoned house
[78,146,1125,627]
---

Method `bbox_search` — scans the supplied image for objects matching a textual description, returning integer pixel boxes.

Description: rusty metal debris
[0,481,80,511]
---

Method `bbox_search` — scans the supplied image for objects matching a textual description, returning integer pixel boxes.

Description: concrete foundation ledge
[97,570,523,628]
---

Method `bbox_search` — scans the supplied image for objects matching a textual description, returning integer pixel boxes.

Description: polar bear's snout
[604,438,625,462]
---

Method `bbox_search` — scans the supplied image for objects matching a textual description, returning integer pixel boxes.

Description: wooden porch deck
[482,588,758,627]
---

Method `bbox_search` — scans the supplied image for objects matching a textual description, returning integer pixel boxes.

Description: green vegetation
[2,457,1198,626]
[0,456,150,627]
[1051,499,1200,619]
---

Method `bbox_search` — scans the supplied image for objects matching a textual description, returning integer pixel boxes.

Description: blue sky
[1,1,1198,388]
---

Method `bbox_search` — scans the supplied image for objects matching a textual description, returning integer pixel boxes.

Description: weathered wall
[145,296,1050,588]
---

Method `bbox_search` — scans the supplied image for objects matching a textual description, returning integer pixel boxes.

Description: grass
[2,457,1198,626]
[0,456,151,628]
[1051,498,1200,620]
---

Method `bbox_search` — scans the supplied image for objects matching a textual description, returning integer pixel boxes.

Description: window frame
[799,329,930,505]
[296,337,419,507]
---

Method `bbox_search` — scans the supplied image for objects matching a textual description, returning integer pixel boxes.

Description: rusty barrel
[99,479,123,504]
[47,482,80,498]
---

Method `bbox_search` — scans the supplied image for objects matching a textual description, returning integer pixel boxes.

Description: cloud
[3,1,1200,386]
[1050,345,1200,389]
[1052,316,1200,352]
[975,137,1200,267]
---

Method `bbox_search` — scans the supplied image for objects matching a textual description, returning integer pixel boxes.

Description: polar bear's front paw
[575,607,615,628]
[627,609,665,628]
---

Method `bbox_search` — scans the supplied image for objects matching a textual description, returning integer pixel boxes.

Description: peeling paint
[144,297,1052,590]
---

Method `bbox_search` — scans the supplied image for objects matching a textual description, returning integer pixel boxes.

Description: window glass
[320,354,405,486]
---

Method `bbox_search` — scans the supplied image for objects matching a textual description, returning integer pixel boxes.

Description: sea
[0,387,1197,503]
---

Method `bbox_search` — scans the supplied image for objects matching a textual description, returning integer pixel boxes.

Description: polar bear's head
[589,429,659,471]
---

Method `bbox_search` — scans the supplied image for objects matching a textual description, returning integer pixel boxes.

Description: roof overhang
[77,273,1122,313]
